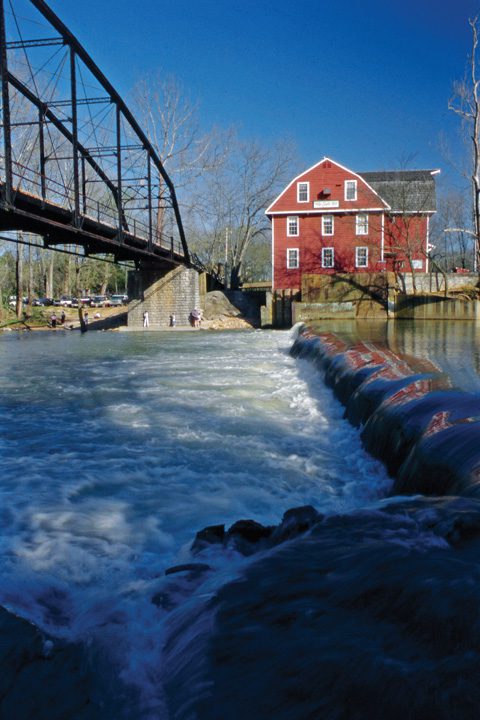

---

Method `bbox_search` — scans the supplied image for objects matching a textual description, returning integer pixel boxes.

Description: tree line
[0,236,128,311]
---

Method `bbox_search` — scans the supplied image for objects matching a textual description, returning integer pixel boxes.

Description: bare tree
[132,72,227,238]
[430,193,473,270]
[201,136,298,288]
[448,14,480,269]
[367,172,436,294]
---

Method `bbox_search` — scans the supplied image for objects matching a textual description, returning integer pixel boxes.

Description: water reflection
[308,319,480,391]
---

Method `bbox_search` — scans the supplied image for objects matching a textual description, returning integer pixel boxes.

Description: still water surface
[1,321,480,711]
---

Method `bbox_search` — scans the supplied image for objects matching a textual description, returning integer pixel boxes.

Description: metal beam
[7,71,120,210]
[47,96,110,108]
[0,0,12,205]
[6,37,63,49]
[70,45,80,225]
[116,104,123,241]
[38,108,46,201]
[147,154,153,251]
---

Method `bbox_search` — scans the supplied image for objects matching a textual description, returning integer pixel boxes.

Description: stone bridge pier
[127,265,202,328]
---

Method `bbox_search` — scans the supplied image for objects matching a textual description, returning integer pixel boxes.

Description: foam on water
[0,328,391,711]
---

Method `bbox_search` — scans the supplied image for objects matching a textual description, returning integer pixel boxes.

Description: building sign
[313,200,340,209]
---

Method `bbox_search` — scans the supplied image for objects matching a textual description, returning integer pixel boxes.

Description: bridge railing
[7,158,185,257]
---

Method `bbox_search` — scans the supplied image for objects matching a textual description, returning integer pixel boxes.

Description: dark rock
[272,505,323,543]
[165,563,212,576]
[225,519,274,556]
[226,519,273,543]
[191,511,322,560]
[191,524,225,553]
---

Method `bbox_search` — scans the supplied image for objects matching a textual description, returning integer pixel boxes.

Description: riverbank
[0,305,128,333]
[1,305,258,332]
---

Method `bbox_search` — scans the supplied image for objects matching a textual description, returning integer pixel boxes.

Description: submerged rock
[191,524,225,553]
[162,497,480,720]
[225,519,274,554]
[227,519,273,543]
[272,504,323,543]
[192,507,322,558]
[165,563,212,576]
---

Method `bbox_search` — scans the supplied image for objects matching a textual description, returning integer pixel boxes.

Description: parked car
[33,297,54,306]
[59,295,73,306]
[8,296,28,307]
[110,294,128,306]
[90,295,110,307]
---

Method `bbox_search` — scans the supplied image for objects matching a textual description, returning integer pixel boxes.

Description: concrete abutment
[127,265,202,328]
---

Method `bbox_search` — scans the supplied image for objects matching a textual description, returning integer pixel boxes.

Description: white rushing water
[0,328,391,712]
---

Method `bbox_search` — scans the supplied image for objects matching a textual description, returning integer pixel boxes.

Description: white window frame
[287,248,299,269]
[322,247,334,268]
[287,215,299,236]
[322,214,334,236]
[297,181,309,203]
[345,179,357,201]
[355,246,369,268]
[356,213,369,235]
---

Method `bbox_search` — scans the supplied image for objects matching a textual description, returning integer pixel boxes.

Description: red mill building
[266,157,438,291]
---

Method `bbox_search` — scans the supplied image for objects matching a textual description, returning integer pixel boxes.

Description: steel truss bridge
[0,0,191,271]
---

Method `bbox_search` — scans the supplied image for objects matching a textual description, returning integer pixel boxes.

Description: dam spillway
[291,324,480,499]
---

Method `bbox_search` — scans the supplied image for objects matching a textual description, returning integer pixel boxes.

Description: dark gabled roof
[359,170,437,212]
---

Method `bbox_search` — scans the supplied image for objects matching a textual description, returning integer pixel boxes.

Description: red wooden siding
[268,159,387,215]
[267,158,433,290]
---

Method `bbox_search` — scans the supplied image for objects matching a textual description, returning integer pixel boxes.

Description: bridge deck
[0,184,186,267]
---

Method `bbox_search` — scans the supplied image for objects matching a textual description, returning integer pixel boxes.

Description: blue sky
[43,0,480,186]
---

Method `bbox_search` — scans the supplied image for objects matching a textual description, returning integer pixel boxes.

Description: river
[1,322,480,718]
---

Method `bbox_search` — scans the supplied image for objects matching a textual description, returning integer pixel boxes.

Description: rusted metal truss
[0,0,190,268]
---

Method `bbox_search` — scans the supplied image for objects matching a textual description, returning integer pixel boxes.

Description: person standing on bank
[143,310,149,328]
